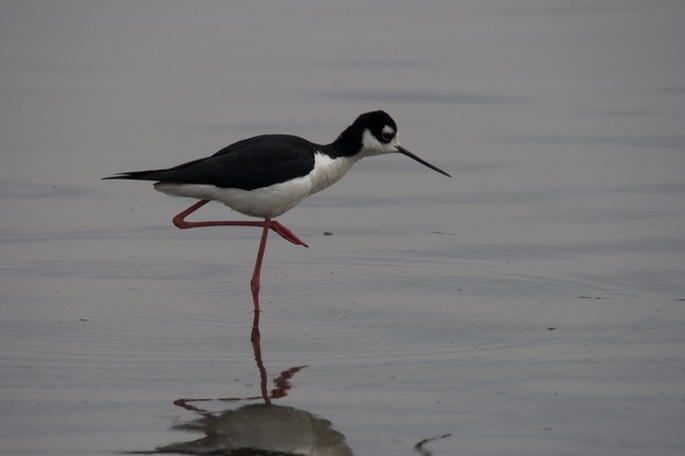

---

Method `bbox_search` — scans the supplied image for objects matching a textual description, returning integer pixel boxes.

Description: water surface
[2,1,684,455]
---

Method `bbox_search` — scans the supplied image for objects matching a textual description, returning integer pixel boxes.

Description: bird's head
[353,110,451,177]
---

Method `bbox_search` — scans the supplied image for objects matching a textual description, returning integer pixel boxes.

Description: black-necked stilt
[105,110,450,310]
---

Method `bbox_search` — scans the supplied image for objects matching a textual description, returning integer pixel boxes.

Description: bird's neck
[320,125,362,158]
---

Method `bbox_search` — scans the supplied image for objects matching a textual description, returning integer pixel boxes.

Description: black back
[105,134,318,191]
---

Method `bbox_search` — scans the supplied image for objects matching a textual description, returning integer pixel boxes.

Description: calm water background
[2,1,684,455]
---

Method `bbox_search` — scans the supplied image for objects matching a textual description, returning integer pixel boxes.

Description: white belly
[154,153,358,218]
[154,179,312,218]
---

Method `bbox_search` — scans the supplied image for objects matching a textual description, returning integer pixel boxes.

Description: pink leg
[171,200,308,312]
[249,219,270,312]
[172,200,308,247]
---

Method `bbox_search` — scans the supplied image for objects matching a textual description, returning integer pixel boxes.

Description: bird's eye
[381,130,394,142]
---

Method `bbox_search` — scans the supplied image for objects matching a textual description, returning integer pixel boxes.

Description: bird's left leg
[171,200,308,247]
[266,221,309,248]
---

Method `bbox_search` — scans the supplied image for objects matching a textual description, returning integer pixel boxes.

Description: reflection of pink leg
[174,314,306,409]
[174,339,306,409]
[250,311,271,405]
[172,199,308,247]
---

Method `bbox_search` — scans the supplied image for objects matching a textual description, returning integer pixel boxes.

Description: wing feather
[103,135,317,191]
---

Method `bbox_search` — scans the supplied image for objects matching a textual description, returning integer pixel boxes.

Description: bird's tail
[102,169,172,181]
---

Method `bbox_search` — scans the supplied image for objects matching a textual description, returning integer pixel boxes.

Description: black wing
[103,134,317,191]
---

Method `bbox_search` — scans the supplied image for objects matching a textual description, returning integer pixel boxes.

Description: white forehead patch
[382,125,396,137]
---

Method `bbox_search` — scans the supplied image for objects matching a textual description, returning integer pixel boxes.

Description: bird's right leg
[249,219,271,312]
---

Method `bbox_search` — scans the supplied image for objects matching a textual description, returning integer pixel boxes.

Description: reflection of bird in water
[125,313,449,455]
[126,313,352,456]
[151,403,353,456]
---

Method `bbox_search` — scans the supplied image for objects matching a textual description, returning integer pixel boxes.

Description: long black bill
[397,146,451,177]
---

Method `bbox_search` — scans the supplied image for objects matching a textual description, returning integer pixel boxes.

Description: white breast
[308,152,358,195]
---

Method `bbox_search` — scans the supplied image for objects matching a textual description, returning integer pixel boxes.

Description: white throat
[361,129,400,157]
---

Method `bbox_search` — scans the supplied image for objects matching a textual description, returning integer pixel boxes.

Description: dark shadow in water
[147,403,352,456]
[414,434,453,456]
[124,313,452,455]
[125,311,352,456]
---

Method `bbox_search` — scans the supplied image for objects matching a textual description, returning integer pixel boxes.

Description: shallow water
[2,1,685,455]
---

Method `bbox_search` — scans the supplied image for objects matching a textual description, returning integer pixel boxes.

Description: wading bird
[105,110,450,310]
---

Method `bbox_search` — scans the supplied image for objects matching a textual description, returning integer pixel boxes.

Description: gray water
[2,1,684,455]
